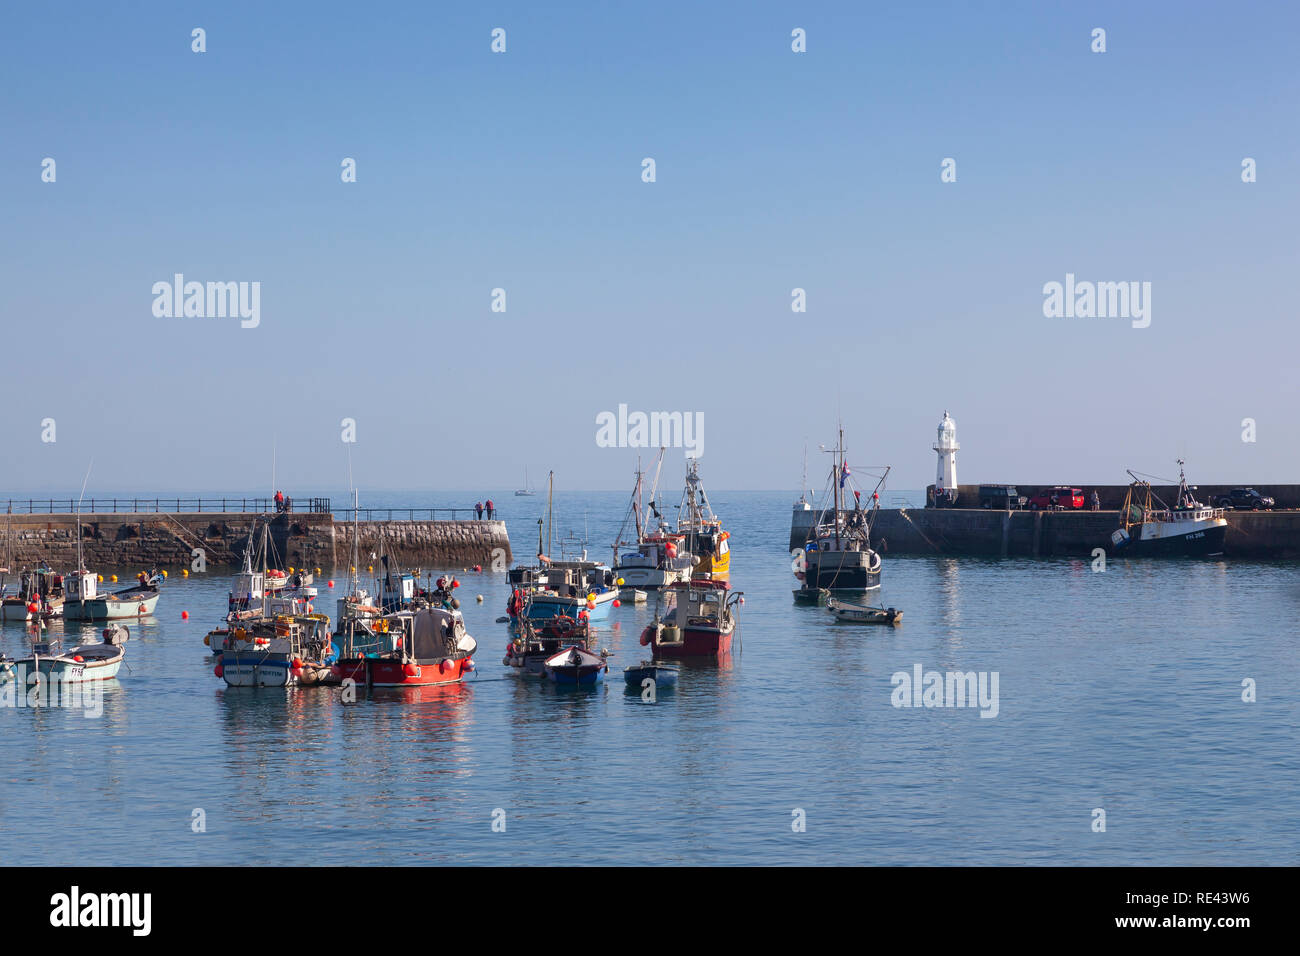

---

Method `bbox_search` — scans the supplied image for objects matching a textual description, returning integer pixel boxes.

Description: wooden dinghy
[792,586,831,606]
[622,660,679,688]
[827,599,902,625]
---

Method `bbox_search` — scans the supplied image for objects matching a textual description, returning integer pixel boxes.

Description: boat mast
[634,456,643,543]
[546,471,554,561]
[834,425,844,549]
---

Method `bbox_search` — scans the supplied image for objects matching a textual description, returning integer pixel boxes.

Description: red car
[1027,486,1085,510]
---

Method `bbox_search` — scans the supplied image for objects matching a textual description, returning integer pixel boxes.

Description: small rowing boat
[0,624,130,686]
[827,599,902,625]
[543,645,608,686]
[622,660,678,689]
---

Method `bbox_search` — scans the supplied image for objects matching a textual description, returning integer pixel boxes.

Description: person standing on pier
[274,490,284,513]
[1091,490,1101,511]
[475,502,483,520]
[485,498,495,520]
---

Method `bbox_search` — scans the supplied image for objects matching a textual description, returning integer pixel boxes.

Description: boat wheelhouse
[0,566,65,621]
[640,579,743,659]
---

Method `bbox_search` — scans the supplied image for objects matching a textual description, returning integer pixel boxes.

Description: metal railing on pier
[2,497,333,515]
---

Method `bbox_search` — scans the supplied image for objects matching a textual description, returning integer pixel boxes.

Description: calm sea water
[1,490,1296,865]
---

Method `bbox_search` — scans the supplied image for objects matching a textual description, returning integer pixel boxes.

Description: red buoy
[181,610,189,620]
[613,599,621,608]
[214,664,224,678]
[328,580,335,588]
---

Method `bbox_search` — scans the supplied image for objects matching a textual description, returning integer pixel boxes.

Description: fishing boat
[612,452,694,589]
[205,522,320,651]
[639,578,743,659]
[506,473,618,621]
[622,660,679,689]
[0,565,66,621]
[505,613,571,676]
[0,624,129,687]
[215,612,338,687]
[795,425,887,600]
[676,459,730,577]
[827,598,902,625]
[332,603,476,688]
[543,644,608,686]
[62,570,162,621]
[1111,461,1228,557]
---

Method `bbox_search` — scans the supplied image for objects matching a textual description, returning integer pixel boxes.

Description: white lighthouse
[933,411,959,506]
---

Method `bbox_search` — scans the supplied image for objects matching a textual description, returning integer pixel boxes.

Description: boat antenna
[547,471,554,562]
[75,459,92,572]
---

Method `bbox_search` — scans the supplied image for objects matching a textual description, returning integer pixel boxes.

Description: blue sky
[2,1,1297,494]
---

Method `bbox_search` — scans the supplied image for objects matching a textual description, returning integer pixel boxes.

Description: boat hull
[1,598,64,621]
[2,657,122,685]
[524,591,616,622]
[64,591,160,621]
[543,646,607,685]
[333,656,472,687]
[219,652,295,687]
[623,664,678,688]
[1115,522,1227,557]
[803,553,880,591]
[642,623,733,659]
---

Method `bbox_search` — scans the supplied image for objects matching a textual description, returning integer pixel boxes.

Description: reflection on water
[1,491,1298,865]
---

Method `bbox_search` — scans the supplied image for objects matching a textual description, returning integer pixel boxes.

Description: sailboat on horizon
[515,467,537,496]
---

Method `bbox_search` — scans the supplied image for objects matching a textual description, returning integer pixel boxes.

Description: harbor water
[1,490,1296,865]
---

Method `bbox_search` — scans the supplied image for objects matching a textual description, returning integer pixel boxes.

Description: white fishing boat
[62,570,162,621]
[0,624,130,687]
[612,451,694,589]
[1111,461,1228,557]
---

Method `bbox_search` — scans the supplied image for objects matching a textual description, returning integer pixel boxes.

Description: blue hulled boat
[544,645,608,686]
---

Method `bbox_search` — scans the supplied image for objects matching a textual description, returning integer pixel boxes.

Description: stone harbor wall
[0,513,511,572]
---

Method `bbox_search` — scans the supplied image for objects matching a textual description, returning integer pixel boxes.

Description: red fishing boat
[639,579,743,659]
[332,604,476,688]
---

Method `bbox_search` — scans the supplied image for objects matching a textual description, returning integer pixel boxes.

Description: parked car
[1214,488,1275,511]
[1026,486,1085,510]
[979,485,1026,510]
